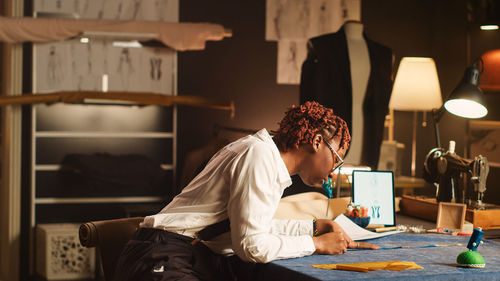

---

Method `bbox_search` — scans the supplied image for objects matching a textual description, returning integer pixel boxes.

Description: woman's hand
[312,232,348,255]
[316,219,352,242]
[314,219,379,253]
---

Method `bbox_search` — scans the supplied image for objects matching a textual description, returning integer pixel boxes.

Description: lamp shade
[389,57,442,111]
[444,65,488,119]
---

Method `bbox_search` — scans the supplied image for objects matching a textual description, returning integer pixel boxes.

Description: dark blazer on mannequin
[300,26,394,169]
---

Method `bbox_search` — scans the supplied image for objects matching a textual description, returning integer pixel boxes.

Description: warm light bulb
[444,99,488,118]
[480,25,499,31]
[112,40,142,48]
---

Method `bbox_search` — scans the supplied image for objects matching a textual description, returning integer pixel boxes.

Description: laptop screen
[352,170,396,226]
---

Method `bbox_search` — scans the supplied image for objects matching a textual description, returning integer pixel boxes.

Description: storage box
[400,195,500,230]
[436,202,466,231]
[36,223,95,280]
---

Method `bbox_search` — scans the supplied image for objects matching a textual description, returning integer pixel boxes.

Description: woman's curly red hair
[273,101,351,152]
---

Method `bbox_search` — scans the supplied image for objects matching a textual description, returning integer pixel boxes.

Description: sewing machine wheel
[423,148,445,184]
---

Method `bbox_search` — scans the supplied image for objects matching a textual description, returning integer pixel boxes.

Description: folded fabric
[0,16,226,51]
[311,260,423,272]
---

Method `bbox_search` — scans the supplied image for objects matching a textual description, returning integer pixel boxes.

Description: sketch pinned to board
[46,45,64,89]
[34,0,178,21]
[266,0,311,41]
[33,0,178,94]
[150,48,163,92]
[69,43,81,90]
[35,42,99,92]
[277,40,307,84]
[144,47,174,93]
[266,0,361,84]
[151,0,179,22]
[116,48,136,89]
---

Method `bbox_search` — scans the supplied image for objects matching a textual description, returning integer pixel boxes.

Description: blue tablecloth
[258,233,500,281]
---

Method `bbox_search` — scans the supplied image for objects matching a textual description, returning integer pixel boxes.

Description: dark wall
[178,0,500,203]
[364,0,468,176]
[177,0,298,193]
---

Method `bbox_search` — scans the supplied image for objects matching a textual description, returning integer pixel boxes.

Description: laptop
[352,170,396,227]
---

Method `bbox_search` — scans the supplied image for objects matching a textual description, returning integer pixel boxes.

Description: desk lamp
[424,60,489,206]
[431,61,488,148]
[389,57,442,177]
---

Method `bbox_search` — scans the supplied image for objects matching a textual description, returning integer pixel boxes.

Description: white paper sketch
[35,0,76,15]
[116,48,136,89]
[266,0,360,40]
[47,45,65,88]
[309,0,344,36]
[35,0,177,21]
[334,214,400,241]
[267,0,361,84]
[135,0,178,22]
[341,0,361,23]
[33,0,178,94]
[149,49,163,90]
[277,40,307,84]
[144,47,174,93]
[266,0,311,41]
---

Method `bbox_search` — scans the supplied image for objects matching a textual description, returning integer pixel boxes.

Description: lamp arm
[432,107,445,148]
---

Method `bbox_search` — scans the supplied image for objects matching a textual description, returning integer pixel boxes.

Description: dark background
[3,1,499,280]
[177,0,500,204]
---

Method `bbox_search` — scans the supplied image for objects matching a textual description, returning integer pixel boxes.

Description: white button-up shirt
[141,129,316,263]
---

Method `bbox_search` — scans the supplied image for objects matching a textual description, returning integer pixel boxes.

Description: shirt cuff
[296,235,316,255]
[270,219,314,236]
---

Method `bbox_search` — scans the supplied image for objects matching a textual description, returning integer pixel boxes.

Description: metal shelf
[35,164,174,171]
[35,196,167,204]
[35,131,174,138]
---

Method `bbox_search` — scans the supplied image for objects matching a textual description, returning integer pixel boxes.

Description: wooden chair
[79,217,144,281]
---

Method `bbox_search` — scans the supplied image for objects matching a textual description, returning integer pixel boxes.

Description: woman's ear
[312,134,323,151]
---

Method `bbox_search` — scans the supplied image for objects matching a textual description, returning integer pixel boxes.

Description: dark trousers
[113,228,255,281]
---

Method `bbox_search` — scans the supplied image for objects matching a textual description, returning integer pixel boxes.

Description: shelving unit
[28,79,178,280]
[30,105,177,209]
[27,1,180,278]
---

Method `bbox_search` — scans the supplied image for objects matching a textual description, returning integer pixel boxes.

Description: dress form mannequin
[299,19,393,170]
[344,21,370,165]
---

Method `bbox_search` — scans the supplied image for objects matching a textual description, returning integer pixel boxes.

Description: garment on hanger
[299,25,394,169]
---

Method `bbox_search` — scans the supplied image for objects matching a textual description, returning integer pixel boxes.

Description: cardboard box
[36,223,95,280]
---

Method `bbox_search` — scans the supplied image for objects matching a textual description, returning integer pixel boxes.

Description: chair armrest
[79,222,99,247]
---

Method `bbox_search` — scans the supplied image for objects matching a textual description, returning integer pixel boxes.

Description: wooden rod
[0,91,234,117]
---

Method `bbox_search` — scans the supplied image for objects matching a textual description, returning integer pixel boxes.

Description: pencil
[375,226,397,233]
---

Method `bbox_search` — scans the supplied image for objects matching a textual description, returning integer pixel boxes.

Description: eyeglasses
[323,139,344,174]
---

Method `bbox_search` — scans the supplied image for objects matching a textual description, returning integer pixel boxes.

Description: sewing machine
[424,141,489,209]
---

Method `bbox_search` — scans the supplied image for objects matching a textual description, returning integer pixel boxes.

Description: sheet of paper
[334,214,401,241]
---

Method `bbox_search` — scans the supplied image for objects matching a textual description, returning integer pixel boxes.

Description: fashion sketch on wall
[35,0,177,21]
[277,40,308,84]
[266,0,360,84]
[33,0,178,94]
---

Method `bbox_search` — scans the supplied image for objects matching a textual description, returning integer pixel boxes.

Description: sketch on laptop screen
[352,170,395,226]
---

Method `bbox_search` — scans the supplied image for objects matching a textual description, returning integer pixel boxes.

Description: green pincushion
[456,250,485,268]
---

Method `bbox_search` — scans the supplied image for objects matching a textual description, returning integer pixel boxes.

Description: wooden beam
[0,91,235,118]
